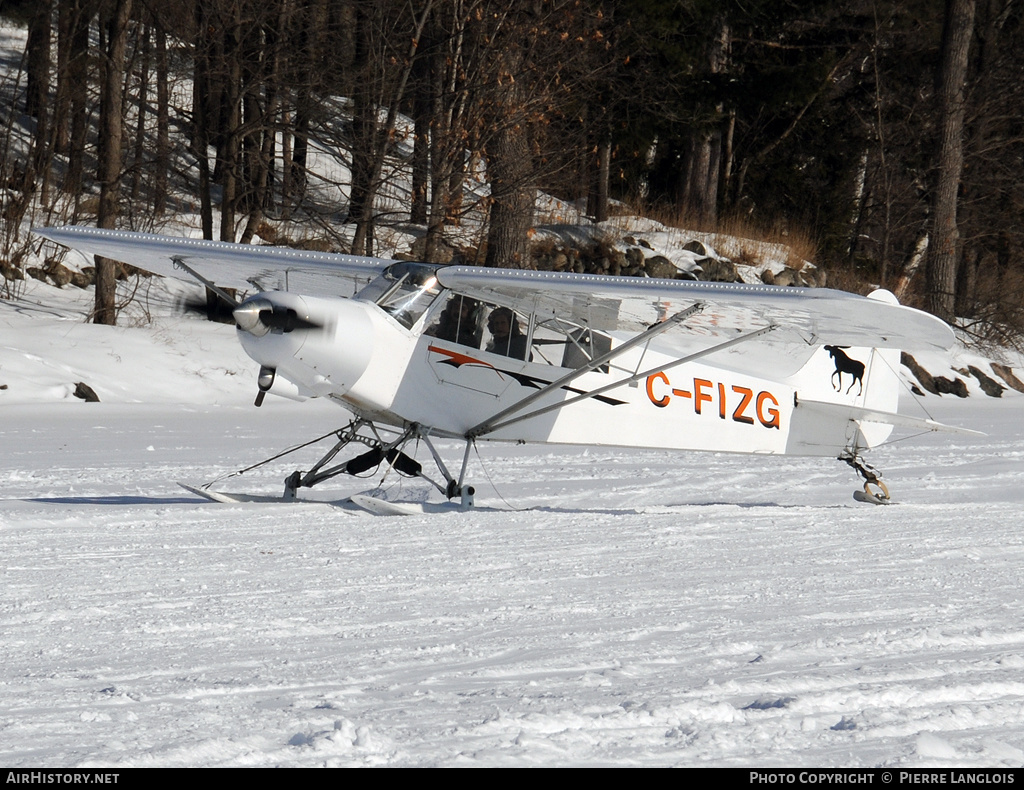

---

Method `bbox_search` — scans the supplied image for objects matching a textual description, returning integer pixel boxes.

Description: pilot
[486,307,530,360]
[429,296,481,348]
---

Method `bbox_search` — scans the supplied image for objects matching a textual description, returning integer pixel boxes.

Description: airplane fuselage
[238,282,893,458]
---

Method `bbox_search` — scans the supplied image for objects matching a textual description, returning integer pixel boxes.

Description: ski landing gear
[840,450,891,505]
[274,419,477,510]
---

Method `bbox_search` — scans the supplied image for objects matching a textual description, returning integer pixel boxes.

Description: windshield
[355,262,444,329]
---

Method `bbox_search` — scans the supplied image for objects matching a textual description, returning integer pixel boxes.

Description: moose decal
[824,345,865,395]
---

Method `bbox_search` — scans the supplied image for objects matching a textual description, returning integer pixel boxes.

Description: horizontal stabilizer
[797,399,984,437]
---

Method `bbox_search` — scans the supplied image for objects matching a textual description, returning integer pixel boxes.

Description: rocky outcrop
[530,235,744,282]
[643,255,679,279]
[901,353,969,397]
[991,363,1024,394]
[698,257,739,283]
[760,264,824,288]
[73,382,100,402]
[965,365,1004,397]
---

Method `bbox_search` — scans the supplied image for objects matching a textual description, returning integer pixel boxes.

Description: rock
[1,260,24,280]
[991,363,1024,394]
[683,239,709,256]
[934,375,969,397]
[901,352,939,395]
[44,258,74,287]
[73,382,100,402]
[771,267,802,287]
[902,353,970,397]
[71,268,93,288]
[698,257,739,283]
[290,237,333,253]
[760,269,776,285]
[644,255,678,279]
[968,365,1004,397]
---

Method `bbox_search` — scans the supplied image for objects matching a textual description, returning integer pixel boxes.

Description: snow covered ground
[3,279,1024,767]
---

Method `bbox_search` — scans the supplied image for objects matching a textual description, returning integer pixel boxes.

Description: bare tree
[63,0,95,201]
[152,10,169,216]
[94,0,132,325]
[927,0,975,322]
[347,0,432,256]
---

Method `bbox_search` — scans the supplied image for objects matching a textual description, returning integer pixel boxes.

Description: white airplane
[36,225,972,512]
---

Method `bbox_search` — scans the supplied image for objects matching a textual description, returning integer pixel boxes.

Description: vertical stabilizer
[785,289,903,454]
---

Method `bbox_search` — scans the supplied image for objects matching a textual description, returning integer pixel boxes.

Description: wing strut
[469,323,778,440]
[466,304,702,439]
[171,255,240,307]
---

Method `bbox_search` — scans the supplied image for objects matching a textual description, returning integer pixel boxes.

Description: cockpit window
[425,294,483,349]
[532,316,612,372]
[355,262,443,329]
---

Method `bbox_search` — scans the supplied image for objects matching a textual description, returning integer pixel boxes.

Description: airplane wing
[35,225,390,298]
[436,266,955,356]
[437,266,953,350]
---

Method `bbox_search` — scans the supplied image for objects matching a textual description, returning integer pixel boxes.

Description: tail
[784,290,905,455]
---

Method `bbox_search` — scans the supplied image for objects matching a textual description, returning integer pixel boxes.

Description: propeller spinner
[233,296,323,336]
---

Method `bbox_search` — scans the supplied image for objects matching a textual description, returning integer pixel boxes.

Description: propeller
[177,291,323,335]
[232,297,323,336]
[176,290,324,407]
[175,288,238,324]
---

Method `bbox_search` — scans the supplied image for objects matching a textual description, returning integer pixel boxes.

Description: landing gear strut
[840,450,891,505]
[276,419,476,509]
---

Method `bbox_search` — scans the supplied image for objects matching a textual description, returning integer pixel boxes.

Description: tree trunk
[241,1,289,244]
[129,21,149,205]
[217,8,243,243]
[681,131,719,225]
[587,134,610,223]
[485,118,535,269]
[55,0,72,154]
[192,1,214,238]
[348,6,377,257]
[153,19,169,216]
[349,0,433,256]
[410,83,430,226]
[25,0,53,202]
[26,1,52,121]
[94,0,133,326]
[64,0,92,198]
[927,0,975,323]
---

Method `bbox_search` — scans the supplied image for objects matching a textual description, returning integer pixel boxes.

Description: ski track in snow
[2,400,1024,767]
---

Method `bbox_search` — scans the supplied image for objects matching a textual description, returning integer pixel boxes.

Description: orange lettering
[718,382,727,419]
[731,386,754,424]
[694,378,713,414]
[646,372,670,408]
[757,391,780,429]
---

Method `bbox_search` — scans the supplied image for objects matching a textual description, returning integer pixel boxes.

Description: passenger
[486,307,530,360]
[429,296,481,348]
